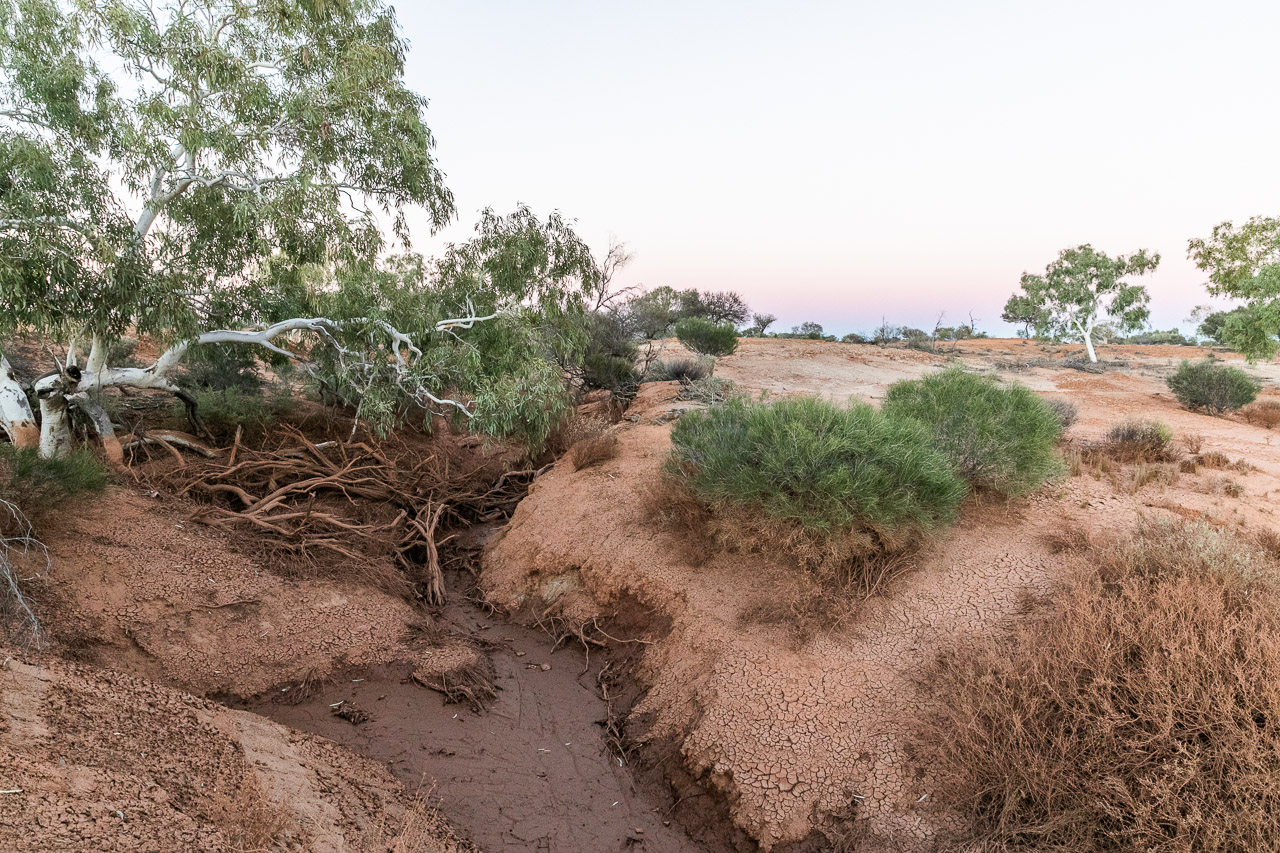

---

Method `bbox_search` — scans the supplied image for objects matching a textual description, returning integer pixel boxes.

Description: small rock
[540,663,551,671]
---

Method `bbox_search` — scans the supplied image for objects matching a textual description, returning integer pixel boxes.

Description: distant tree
[749,312,777,336]
[1188,217,1280,360]
[700,291,751,326]
[793,321,824,337]
[1194,306,1255,347]
[841,332,869,344]
[623,286,681,339]
[873,318,901,346]
[676,289,707,320]
[1005,245,1159,362]
[1001,294,1048,338]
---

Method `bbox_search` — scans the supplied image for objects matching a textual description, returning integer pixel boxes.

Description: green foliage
[1188,217,1280,360]
[1166,359,1260,414]
[675,316,739,357]
[665,396,966,557]
[576,310,638,394]
[179,384,297,441]
[1122,328,1196,346]
[883,368,1063,497]
[0,0,454,345]
[1005,244,1159,360]
[0,443,107,518]
[841,332,869,344]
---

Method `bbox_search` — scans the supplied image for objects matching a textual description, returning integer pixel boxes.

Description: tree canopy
[0,0,603,455]
[1003,244,1159,362]
[1187,217,1280,360]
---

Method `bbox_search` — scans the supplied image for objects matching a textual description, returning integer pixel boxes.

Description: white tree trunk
[0,354,39,448]
[37,391,72,459]
[1083,332,1098,363]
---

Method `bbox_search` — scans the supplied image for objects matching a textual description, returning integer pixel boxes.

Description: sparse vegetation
[1166,358,1260,414]
[921,520,1280,853]
[675,316,739,357]
[882,368,1064,496]
[645,358,712,383]
[0,445,109,524]
[1044,398,1078,432]
[664,395,966,567]
[1241,399,1280,429]
[675,375,739,405]
[568,431,619,470]
[1104,419,1177,462]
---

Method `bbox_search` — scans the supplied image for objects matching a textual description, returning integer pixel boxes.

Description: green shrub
[0,444,108,524]
[580,352,638,394]
[1166,359,1259,414]
[675,316,739,357]
[882,368,1063,497]
[179,384,297,440]
[664,395,965,564]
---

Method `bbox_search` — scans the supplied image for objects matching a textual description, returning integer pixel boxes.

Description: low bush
[179,384,298,441]
[674,316,739,357]
[0,444,109,526]
[645,357,712,383]
[568,431,619,470]
[919,520,1280,852]
[882,368,1063,497]
[1105,419,1177,462]
[1044,398,1078,432]
[1241,399,1280,429]
[580,352,638,395]
[1166,358,1259,414]
[664,395,965,566]
[675,375,739,405]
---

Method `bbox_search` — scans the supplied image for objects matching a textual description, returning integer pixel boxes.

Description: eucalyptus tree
[0,0,598,457]
[1187,216,1280,360]
[1003,244,1159,362]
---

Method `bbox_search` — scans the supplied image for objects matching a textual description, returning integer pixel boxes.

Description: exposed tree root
[155,428,542,604]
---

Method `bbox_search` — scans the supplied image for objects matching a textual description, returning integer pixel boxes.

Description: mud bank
[253,573,714,853]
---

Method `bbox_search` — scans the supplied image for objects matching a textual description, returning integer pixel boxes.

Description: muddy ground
[3,338,1279,852]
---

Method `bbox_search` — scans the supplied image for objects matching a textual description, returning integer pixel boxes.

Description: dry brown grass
[1241,399,1280,429]
[568,431,619,470]
[1103,419,1180,463]
[228,776,294,852]
[918,520,1280,852]
[737,552,916,646]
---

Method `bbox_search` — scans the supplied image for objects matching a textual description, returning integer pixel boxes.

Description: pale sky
[395,0,1280,337]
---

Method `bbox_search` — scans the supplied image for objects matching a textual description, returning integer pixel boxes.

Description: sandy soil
[0,656,473,853]
[483,340,1280,851]
[36,491,415,698]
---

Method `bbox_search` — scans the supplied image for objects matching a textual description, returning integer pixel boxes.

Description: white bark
[37,392,72,460]
[0,354,38,448]
[25,310,505,458]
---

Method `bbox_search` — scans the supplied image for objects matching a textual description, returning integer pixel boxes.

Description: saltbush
[920,521,1280,852]
[882,368,1063,497]
[1166,359,1259,414]
[665,395,965,563]
[674,316,738,357]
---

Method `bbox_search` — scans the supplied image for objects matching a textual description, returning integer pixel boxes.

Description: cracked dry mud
[483,338,1280,851]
